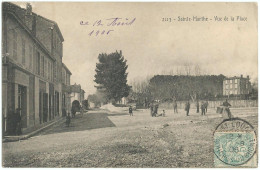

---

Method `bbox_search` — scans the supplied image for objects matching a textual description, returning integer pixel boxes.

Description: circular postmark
[214,118,257,166]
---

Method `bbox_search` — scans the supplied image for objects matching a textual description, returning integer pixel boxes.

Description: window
[50,62,53,81]
[12,31,17,59]
[234,90,237,94]
[46,60,49,79]
[29,46,33,69]
[226,80,228,84]
[229,84,232,89]
[67,74,70,85]
[230,90,233,95]
[44,58,47,78]
[37,52,40,75]
[235,79,238,83]
[235,84,238,88]
[54,62,57,80]
[41,56,44,77]
[22,39,26,64]
[226,84,229,89]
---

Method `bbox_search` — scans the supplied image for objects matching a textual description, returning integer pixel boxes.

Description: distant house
[223,75,251,97]
[117,97,128,105]
[70,83,85,104]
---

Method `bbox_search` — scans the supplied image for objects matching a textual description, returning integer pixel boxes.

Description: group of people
[185,100,209,116]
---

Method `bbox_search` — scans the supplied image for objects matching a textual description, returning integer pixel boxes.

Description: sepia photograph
[1,1,258,168]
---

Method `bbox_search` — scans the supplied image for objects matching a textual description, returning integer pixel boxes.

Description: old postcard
[1,1,258,168]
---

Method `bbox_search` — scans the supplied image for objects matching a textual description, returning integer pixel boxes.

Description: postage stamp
[214,118,257,167]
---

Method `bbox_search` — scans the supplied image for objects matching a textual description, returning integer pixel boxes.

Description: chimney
[247,75,249,79]
[241,75,243,78]
[26,3,32,15]
[32,15,37,36]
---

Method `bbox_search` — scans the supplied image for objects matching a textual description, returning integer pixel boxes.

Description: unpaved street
[2,107,257,167]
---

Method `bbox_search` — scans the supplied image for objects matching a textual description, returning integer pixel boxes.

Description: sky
[15,2,258,97]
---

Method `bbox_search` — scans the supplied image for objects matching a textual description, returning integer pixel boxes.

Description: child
[66,113,71,127]
[129,106,133,116]
[162,110,166,117]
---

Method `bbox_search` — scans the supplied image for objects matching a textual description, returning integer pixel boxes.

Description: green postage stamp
[214,118,257,167]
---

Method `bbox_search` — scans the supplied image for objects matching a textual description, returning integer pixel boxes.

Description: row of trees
[87,50,257,107]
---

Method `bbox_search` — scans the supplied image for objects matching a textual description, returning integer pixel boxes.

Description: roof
[36,14,64,42]
[62,63,72,75]
[5,2,64,42]
[3,2,56,61]
[224,76,249,80]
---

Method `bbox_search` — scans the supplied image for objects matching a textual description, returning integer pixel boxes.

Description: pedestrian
[222,99,232,118]
[154,104,159,117]
[15,108,22,135]
[129,105,133,116]
[150,103,154,117]
[66,113,71,127]
[205,101,208,113]
[201,102,206,116]
[173,99,178,113]
[196,100,200,113]
[185,101,190,116]
[80,105,84,117]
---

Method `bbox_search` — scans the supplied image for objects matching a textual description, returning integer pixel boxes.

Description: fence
[159,100,258,110]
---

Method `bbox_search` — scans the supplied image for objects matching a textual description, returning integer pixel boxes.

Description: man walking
[185,101,190,116]
[205,101,208,113]
[173,99,178,113]
[201,102,206,116]
[196,100,200,113]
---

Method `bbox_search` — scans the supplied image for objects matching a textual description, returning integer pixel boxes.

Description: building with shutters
[223,75,252,98]
[2,2,69,135]
[62,63,72,116]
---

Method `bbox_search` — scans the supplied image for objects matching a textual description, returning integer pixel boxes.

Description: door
[18,85,27,128]
[39,92,42,124]
[43,93,48,123]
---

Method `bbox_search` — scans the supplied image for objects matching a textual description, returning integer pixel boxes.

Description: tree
[94,51,131,102]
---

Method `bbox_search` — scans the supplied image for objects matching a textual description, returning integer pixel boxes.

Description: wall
[159,100,258,110]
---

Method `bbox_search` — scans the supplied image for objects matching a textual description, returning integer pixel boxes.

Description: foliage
[87,91,108,107]
[94,51,131,102]
[148,74,226,101]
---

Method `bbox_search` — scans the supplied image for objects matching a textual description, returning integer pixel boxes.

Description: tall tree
[94,51,130,102]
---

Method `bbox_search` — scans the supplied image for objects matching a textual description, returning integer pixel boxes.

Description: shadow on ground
[37,112,117,136]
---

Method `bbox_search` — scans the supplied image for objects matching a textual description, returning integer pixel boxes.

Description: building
[70,83,85,104]
[2,2,66,135]
[223,75,252,97]
[61,63,72,116]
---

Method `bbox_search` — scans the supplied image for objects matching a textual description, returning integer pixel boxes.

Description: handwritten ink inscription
[80,17,136,36]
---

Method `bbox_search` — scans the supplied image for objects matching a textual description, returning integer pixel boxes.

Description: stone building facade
[223,75,252,97]
[62,63,72,116]
[2,2,69,135]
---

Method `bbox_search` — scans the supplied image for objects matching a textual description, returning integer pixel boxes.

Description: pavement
[2,107,258,167]
[3,117,64,142]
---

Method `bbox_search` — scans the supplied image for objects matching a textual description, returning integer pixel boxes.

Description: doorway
[18,85,27,128]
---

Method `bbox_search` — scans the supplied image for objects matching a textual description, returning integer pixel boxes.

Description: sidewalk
[3,116,65,143]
